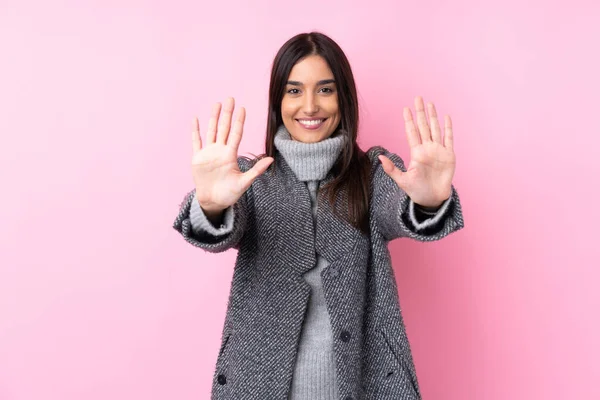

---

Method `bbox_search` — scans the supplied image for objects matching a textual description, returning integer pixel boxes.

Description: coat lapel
[274,153,359,275]
[314,172,361,265]
[274,154,317,276]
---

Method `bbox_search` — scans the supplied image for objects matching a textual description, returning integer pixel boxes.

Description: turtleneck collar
[273,124,346,182]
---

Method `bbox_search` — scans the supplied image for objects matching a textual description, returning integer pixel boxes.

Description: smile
[296,118,327,130]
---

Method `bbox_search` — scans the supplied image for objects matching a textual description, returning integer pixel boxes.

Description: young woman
[173,32,464,400]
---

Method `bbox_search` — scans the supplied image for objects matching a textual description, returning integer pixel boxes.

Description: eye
[287,88,300,94]
[319,87,334,93]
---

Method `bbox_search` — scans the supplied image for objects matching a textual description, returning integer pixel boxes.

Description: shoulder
[237,155,261,173]
[365,146,406,171]
[236,155,275,194]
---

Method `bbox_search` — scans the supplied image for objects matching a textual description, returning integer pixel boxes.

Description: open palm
[378,96,456,208]
[192,98,273,212]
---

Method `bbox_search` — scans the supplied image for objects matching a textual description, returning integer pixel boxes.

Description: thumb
[240,157,274,190]
[378,155,408,190]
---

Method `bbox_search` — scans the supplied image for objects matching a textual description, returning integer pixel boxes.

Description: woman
[173,32,464,400]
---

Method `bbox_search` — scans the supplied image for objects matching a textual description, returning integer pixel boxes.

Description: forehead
[287,55,334,83]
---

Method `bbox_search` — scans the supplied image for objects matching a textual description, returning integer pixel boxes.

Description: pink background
[1,0,599,399]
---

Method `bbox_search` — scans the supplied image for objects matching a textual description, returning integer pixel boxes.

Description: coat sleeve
[172,157,253,253]
[367,146,465,242]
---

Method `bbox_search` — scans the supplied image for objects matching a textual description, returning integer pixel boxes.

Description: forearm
[173,189,248,253]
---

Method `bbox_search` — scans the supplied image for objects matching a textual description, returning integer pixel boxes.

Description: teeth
[298,119,323,126]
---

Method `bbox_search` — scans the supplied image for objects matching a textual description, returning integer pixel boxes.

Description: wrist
[196,201,226,223]
[195,194,224,212]
[415,203,442,212]
[199,204,226,218]
[414,196,450,212]
[199,204,225,226]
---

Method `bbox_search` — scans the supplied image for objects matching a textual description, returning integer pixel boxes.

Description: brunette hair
[258,31,372,234]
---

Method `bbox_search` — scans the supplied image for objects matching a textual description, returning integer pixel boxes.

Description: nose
[302,92,319,115]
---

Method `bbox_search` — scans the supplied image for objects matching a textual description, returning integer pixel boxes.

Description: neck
[273,124,346,181]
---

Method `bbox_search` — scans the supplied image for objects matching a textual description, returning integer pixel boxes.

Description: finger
[240,157,274,190]
[403,107,420,148]
[206,102,221,144]
[428,102,442,144]
[444,115,454,150]
[227,106,245,152]
[192,116,202,153]
[415,96,432,142]
[217,97,235,144]
[378,155,407,190]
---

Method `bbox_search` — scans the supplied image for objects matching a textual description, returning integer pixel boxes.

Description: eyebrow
[286,79,336,86]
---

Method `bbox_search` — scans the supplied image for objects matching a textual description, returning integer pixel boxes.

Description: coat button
[340,330,351,342]
[217,374,227,385]
[330,266,339,277]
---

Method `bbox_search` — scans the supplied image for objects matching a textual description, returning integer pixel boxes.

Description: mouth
[296,118,327,130]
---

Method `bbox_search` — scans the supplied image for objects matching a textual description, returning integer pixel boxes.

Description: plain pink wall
[1,0,598,399]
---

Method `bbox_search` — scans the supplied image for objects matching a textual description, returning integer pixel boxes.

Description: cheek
[325,97,340,116]
[327,99,341,128]
[280,99,297,120]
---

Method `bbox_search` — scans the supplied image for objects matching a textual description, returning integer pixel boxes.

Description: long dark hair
[263,31,371,234]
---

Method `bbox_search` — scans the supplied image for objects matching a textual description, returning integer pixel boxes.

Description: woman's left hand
[378,96,456,208]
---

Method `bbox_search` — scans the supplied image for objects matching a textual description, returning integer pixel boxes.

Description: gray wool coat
[172,146,465,400]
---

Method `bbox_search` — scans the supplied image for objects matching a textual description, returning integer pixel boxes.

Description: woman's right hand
[191,97,274,213]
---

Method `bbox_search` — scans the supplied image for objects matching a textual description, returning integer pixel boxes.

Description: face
[281,55,341,143]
